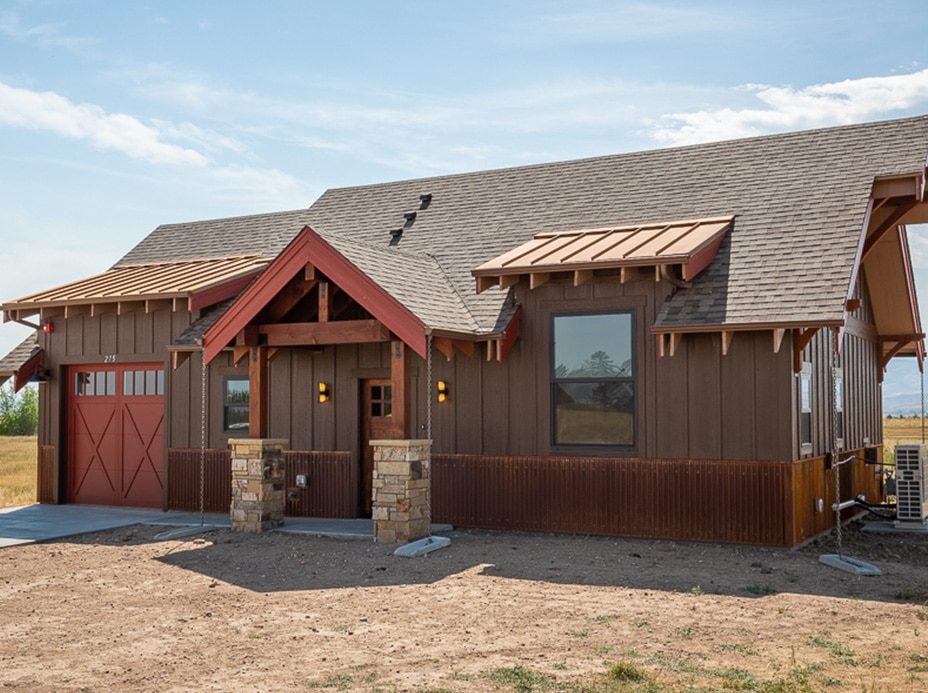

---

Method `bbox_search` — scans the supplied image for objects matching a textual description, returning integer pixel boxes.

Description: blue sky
[1,1,927,402]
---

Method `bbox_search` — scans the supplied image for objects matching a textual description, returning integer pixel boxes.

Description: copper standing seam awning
[472,216,734,293]
[0,255,271,323]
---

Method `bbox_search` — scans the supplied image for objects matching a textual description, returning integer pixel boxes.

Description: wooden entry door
[68,364,165,508]
[360,379,393,516]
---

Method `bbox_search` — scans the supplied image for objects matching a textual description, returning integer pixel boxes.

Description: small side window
[834,367,844,450]
[800,362,812,452]
[223,377,249,433]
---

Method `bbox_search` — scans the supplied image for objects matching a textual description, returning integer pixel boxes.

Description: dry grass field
[0,435,36,508]
[884,416,926,445]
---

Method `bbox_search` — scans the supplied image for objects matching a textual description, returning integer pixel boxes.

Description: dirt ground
[1,520,927,692]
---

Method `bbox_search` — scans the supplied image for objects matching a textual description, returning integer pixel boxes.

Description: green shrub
[0,383,38,436]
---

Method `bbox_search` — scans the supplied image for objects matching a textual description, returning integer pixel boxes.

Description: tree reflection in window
[552,312,635,447]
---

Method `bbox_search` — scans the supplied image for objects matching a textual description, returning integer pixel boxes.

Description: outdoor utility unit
[894,444,928,525]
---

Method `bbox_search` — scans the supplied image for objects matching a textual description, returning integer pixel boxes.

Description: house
[2,116,926,546]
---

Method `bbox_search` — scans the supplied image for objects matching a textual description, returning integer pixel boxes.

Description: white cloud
[0,11,92,50]
[0,82,207,165]
[650,69,928,145]
[908,225,928,269]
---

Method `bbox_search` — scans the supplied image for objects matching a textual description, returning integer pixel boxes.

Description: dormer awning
[472,216,734,293]
[0,255,269,323]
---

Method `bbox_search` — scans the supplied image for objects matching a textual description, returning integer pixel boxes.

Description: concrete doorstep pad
[818,554,881,575]
[394,535,451,557]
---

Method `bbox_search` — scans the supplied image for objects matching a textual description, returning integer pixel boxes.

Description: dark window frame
[550,309,637,450]
[799,362,813,453]
[223,376,250,434]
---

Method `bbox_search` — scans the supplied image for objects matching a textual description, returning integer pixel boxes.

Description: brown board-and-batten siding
[432,449,882,546]
[37,445,57,504]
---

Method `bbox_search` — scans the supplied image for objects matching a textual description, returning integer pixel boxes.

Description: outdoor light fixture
[437,380,449,403]
[318,382,330,403]
[28,366,50,384]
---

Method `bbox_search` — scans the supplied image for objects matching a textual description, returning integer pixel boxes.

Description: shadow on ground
[132,521,928,604]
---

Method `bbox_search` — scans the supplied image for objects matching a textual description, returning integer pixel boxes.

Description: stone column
[370,439,431,544]
[229,438,287,532]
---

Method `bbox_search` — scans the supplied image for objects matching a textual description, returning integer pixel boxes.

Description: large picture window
[552,311,635,447]
[223,377,250,433]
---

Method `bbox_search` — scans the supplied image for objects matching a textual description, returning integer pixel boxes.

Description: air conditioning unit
[894,444,928,526]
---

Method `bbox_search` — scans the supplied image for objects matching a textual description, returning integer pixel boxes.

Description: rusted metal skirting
[432,452,881,547]
[283,451,353,518]
[37,445,57,504]
[166,448,231,513]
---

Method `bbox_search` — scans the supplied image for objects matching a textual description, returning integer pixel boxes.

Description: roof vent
[389,228,403,238]
[419,193,432,208]
[403,211,417,221]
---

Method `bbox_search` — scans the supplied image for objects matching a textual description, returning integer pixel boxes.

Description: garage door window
[123,369,164,396]
[75,370,116,397]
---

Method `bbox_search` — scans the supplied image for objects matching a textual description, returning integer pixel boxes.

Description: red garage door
[68,364,165,508]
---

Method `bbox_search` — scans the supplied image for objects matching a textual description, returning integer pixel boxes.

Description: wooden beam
[433,336,454,361]
[475,276,497,294]
[721,330,733,356]
[171,351,191,371]
[261,274,317,323]
[390,340,410,438]
[90,303,118,317]
[248,346,268,438]
[499,274,519,290]
[773,328,785,354]
[318,281,332,322]
[235,325,259,347]
[656,333,666,358]
[793,327,820,373]
[145,299,173,314]
[669,332,682,357]
[304,263,317,281]
[529,272,550,290]
[861,198,918,261]
[259,319,390,346]
[232,345,250,366]
[620,267,629,284]
[573,269,593,287]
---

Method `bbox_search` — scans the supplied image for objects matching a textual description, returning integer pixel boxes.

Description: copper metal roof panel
[1,255,268,319]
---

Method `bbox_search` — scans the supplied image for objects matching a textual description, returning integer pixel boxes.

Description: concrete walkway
[0,504,388,547]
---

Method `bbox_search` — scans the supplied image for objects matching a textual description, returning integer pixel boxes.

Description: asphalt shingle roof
[107,116,928,335]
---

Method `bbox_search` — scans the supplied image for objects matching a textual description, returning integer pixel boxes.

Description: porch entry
[67,363,165,508]
[360,378,393,516]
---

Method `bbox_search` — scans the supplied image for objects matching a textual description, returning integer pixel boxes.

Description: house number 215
[103,355,117,363]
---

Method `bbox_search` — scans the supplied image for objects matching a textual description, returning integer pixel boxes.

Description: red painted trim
[203,227,428,363]
[189,271,261,313]
[497,307,521,362]
[13,348,43,393]
[682,235,725,282]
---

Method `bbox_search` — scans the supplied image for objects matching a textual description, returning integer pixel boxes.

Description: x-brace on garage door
[67,364,165,508]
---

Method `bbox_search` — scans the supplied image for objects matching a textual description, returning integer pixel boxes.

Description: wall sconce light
[29,366,50,384]
[42,321,54,334]
[318,382,330,403]
[437,380,449,403]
